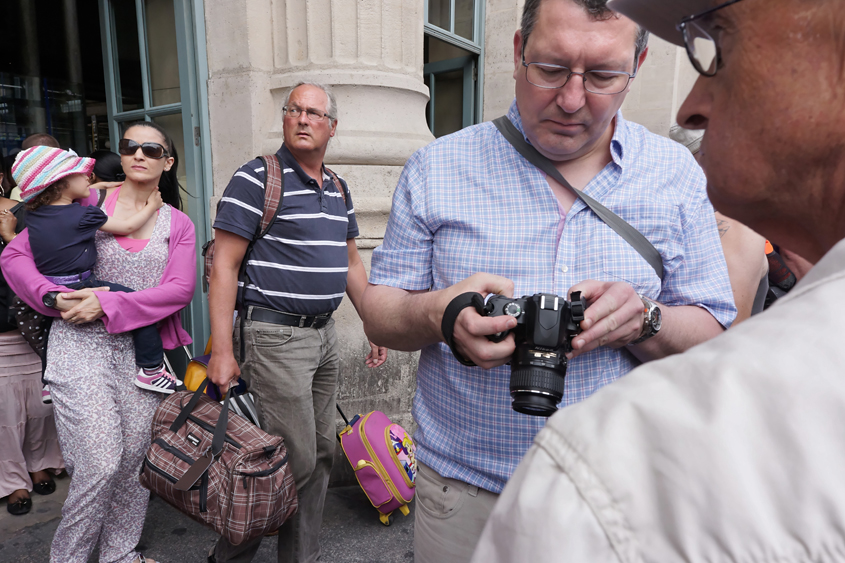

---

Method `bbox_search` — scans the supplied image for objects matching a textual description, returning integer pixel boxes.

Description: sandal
[133,555,158,563]
[7,496,32,516]
[32,477,56,495]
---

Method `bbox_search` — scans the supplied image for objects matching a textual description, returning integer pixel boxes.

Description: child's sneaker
[42,384,52,404]
[135,366,181,394]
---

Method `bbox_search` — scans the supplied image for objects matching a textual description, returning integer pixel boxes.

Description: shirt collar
[278,144,330,185]
[506,99,628,168]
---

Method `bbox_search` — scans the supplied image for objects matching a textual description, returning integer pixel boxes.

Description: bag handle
[169,378,232,458]
[493,116,664,280]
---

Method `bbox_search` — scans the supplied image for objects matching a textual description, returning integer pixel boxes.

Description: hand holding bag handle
[172,378,233,491]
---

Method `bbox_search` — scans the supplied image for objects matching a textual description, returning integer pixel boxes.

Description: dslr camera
[483,292,586,417]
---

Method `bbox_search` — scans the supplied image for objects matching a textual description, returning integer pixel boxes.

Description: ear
[330,119,338,137]
[164,156,175,172]
[636,46,649,73]
[513,30,524,80]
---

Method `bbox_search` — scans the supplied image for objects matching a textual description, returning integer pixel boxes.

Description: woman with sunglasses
[1,121,197,563]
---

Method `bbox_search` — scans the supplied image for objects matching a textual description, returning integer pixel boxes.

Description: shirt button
[561,265,569,273]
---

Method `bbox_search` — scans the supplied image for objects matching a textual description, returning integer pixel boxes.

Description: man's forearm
[208,266,239,357]
[360,284,444,351]
[628,304,724,362]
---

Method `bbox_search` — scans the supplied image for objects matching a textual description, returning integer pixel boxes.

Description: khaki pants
[214,317,339,563]
[414,462,500,563]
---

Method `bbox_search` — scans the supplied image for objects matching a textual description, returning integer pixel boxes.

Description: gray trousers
[414,462,500,563]
[214,317,339,563]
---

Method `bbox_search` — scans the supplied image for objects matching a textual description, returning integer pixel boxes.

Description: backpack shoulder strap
[235,154,285,307]
[256,154,285,238]
[324,167,347,205]
[493,115,664,281]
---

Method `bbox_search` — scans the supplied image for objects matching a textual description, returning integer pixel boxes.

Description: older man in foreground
[471,0,845,561]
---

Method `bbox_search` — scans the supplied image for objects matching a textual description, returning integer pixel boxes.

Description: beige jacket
[472,239,845,562]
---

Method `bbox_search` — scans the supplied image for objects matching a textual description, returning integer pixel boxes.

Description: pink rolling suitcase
[337,406,416,525]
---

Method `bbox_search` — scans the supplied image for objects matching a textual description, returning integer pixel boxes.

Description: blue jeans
[67,278,163,369]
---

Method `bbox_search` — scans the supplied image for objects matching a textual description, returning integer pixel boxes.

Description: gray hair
[283,81,338,122]
[521,0,649,68]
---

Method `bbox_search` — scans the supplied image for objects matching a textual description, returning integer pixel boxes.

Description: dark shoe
[32,477,56,495]
[7,496,32,515]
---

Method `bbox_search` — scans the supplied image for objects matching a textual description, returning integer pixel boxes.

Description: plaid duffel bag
[140,379,298,545]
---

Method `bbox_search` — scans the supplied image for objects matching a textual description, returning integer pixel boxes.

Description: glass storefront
[0,0,210,351]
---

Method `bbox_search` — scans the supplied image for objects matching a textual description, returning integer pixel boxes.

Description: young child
[12,145,181,394]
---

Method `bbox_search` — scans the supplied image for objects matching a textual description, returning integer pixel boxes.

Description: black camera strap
[493,116,664,281]
[440,292,486,367]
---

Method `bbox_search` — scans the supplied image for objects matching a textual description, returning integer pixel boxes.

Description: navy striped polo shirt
[213,144,359,315]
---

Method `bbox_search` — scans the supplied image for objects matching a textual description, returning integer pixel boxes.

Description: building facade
[1,0,700,483]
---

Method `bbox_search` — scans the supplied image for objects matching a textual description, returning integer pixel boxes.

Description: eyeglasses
[118,139,170,159]
[677,0,746,77]
[521,38,638,95]
[283,106,331,122]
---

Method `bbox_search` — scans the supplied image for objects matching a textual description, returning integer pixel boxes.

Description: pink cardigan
[0,199,197,349]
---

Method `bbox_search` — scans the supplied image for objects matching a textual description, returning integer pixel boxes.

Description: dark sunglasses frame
[118,138,170,160]
[677,0,746,77]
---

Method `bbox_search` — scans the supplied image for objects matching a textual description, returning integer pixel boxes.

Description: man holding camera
[360,0,735,561]
[471,0,845,560]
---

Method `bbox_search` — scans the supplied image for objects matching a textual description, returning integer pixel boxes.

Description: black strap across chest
[493,116,664,280]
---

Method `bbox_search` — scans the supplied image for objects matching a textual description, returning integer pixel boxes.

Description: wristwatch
[630,294,662,345]
[43,291,61,309]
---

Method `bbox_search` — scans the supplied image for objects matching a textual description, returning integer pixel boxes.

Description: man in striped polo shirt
[207,82,387,563]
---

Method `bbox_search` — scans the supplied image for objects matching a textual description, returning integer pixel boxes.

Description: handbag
[139,379,297,545]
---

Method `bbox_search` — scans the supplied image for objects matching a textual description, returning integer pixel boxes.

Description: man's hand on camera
[440,273,518,369]
[566,280,645,358]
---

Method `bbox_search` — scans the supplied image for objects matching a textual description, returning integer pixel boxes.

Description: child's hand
[89,181,122,192]
[147,189,164,209]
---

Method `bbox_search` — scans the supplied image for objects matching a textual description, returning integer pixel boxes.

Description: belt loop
[245,305,253,321]
[468,485,479,498]
[299,317,306,328]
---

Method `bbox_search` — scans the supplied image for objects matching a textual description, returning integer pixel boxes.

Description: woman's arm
[0,230,67,317]
[93,210,196,333]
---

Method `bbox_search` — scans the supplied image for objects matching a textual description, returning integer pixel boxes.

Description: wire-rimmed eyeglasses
[520,38,638,95]
[283,105,331,122]
[677,0,746,77]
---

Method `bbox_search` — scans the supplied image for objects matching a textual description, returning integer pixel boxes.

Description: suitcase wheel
[379,512,394,526]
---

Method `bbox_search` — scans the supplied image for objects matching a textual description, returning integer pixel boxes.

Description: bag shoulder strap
[324,167,347,205]
[493,116,664,280]
[256,154,285,237]
[236,154,285,306]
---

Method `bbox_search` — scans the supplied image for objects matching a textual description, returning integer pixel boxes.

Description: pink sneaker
[42,384,52,404]
[135,367,181,394]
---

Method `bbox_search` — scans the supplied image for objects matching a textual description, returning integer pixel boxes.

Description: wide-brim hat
[608,0,713,47]
[12,146,95,202]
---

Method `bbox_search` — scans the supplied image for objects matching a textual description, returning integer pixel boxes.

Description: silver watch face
[650,306,662,332]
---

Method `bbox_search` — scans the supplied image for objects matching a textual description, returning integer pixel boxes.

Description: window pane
[152,113,191,211]
[454,0,474,41]
[112,0,144,112]
[432,70,463,138]
[145,0,181,106]
[428,0,451,31]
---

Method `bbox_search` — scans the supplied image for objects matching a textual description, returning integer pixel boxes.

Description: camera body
[483,292,586,417]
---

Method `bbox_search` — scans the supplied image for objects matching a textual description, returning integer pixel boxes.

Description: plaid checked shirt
[369,100,736,494]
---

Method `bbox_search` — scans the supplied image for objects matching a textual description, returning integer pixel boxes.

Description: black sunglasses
[118,138,170,159]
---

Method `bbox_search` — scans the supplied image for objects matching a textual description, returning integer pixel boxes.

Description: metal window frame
[424,0,485,127]
[98,0,212,352]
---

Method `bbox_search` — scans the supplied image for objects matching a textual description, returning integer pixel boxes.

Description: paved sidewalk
[0,473,415,563]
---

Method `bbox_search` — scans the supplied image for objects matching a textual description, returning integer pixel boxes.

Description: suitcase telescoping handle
[170,378,233,491]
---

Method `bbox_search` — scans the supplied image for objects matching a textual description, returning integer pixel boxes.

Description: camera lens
[509,347,566,417]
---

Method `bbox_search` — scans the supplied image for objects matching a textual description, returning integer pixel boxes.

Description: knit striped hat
[12,146,95,202]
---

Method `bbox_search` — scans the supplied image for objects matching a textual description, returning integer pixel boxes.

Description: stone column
[204,0,433,485]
